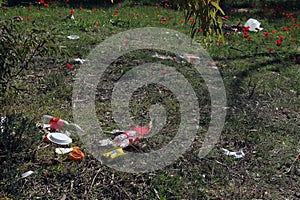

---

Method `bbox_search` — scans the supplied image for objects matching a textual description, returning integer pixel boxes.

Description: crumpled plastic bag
[244,18,263,32]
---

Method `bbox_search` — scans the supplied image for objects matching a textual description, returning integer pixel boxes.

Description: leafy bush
[175,0,225,44]
[0,20,59,92]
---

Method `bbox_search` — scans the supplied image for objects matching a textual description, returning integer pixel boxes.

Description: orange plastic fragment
[68,146,84,162]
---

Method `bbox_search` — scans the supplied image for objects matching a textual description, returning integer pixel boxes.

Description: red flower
[199,28,203,33]
[230,9,235,13]
[93,8,97,12]
[291,38,296,42]
[114,11,119,15]
[67,63,73,69]
[26,15,30,20]
[180,19,185,23]
[156,11,160,15]
[28,6,32,10]
[269,48,274,53]
[155,3,159,7]
[291,17,296,22]
[263,32,269,36]
[189,17,195,23]
[217,39,222,44]
[160,19,167,23]
[161,70,167,75]
[124,40,129,45]
[117,2,121,7]
[58,11,62,15]
[222,15,229,19]
[293,55,297,61]
[247,36,251,40]
[279,35,284,40]
[276,39,282,46]
[164,2,169,7]
[168,16,171,20]
[283,27,292,31]
[70,9,75,15]
[272,30,276,34]
[79,6,82,10]
[298,153,300,160]
[2,5,7,10]
[95,22,100,27]
[269,35,273,39]
[38,0,44,5]
[43,3,49,7]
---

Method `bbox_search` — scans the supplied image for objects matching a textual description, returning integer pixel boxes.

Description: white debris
[55,147,74,154]
[99,139,113,146]
[222,148,245,158]
[67,35,80,40]
[21,170,34,178]
[244,18,263,32]
[0,116,6,133]
[74,58,86,64]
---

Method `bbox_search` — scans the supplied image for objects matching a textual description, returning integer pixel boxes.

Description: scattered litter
[177,53,201,64]
[68,146,84,161]
[103,147,125,159]
[55,147,74,154]
[65,14,74,20]
[74,58,86,64]
[222,148,245,158]
[42,115,84,135]
[244,18,263,32]
[99,139,113,146]
[0,116,6,133]
[152,52,175,61]
[47,132,72,145]
[21,170,34,178]
[13,16,23,22]
[67,35,80,40]
[112,130,138,148]
[130,124,151,137]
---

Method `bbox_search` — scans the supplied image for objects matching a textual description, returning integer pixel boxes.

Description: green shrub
[0,20,59,92]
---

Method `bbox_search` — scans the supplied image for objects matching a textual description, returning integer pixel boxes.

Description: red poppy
[199,28,203,32]
[156,11,160,15]
[160,19,167,23]
[230,9,235,13]
[168,16,171,20]
[247,36,251,40]
[180,19,185,23]
[283,27,292,31]
[70,9,75,15]
[26,16,30,20]
[93,8,97,12]
[67,63,73,69]
[58,11,62,15]
[263,32,269,36]
[2,5,7,10]
[293,55,297,61]
[117,2,121,7]
[217,39,222,44]
[272,30,276,34]
[269,48,274,53]
[114,11,119,15]
[189,17,195,23]
[95,22,100,26]
[222,15,229,19]
[28,6,32,10]
[279,35,284,40]
[161,70,167,75]
[38,0,44,5]
[155,3,159,7]
[291,38,296,42]
[269,35,273,39]
[291,17,296,22]
[124,40,129,45]
[164,2,169,7]
[43,3,49,7]
[276,39,282,46]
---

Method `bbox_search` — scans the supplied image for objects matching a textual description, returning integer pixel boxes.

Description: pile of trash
[37,115,85,162]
